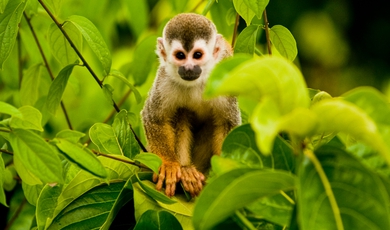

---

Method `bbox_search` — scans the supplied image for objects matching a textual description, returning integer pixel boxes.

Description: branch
[23,12,73,130]
[38,0,147,152]
[232,13,240,48]
[91,149,150,170]
[0,149,13,155]
[263,9,272,55]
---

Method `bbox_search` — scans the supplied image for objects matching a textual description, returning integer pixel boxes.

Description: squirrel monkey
[141,13,241,197]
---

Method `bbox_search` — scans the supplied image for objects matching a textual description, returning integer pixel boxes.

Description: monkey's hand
[153,161,181,197]
[181,166,205,197]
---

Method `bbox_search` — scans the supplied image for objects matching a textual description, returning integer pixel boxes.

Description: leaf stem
[0,149,13,155]
[91,149,150,170]
[38,0,147,152]
[303,148,344,230]
[263,9,272,55]
[23,12,73,130]
[232,13,240,48]
[234,210,257,230]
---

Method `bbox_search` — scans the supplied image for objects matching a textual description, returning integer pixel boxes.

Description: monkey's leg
[145,122,181,197]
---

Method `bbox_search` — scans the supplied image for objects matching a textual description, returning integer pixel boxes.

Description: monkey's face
[158,38,218,85]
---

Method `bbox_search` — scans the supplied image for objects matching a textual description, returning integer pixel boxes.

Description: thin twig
[38,0,147,152]
[4,199,28,230]
[263,9,272,55]
[0,149,13,155]
[17,31,23,88]
[232,13,240,48]
[23,12,73,130]
[91,149,150,170]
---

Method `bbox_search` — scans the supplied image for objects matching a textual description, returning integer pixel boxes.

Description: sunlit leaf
[67,15,112,76]
[269,25,298,61]
[89,123,123,155]
[131,35,158,86]
[9,129,63,185]
[21,182,44,206]
[0,0,9,13]
[234,25,260,55]
[36,184,62,230]
[10,106,43,131]
[46,63,78,115]
[0,0,27,69]
[210,0,235,38]
[242,0,269,19]
[42,0,63,17]
[233,0,255,26]
[0,153,6,206]
[0,101,20,116]
[134,153,162,174]
[55,138,107,178]
[55,129,85,143]
[134,210,183,230]
[48,22,81,66]
[134,173,176,204]
[20,63,43,106]
[193,168,295,229]
[299,145,390,230]
[102,83,114,104]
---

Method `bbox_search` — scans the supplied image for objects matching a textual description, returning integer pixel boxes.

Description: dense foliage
[1,0,390,229]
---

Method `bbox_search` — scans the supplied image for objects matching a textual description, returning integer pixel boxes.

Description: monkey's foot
[153,161,181,197]
[180,166,205,197]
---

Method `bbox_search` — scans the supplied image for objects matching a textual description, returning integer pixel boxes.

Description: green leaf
[134,153,162,174]
[112,110,141,158]
[55,138,107,178]
[9,129,63,185]
[21,181,44,206]
[131,35,158,86]
[20,63,43,106]
[193,168,295,229]
[102,83,114,104]
[67,15,112,76]
[109,69,142,104]
[269,25,298,61]
[48,181,133,230]
[0,153,7,207]
[89,123,123,155]
[36,184,63,230]
[46,63,78,115]
[0,101,21,116]
[134,210,183,230]
[55,129,85,143]
[0,0,9,13]
[209,0,235,38]
[204,54,252,99]
[10,106,43,131]
[233,0,255,26]
[234,25,260,55]
[205,55,310,114]
[221,124,295,171]
[134,173,176,205]
[311,99,390,165]
[0,0,27,69]
[299,145,390,230]
[48,22,82,66]
[242,0,269,19]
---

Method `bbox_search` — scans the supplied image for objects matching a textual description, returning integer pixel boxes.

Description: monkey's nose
[178,65,202,81]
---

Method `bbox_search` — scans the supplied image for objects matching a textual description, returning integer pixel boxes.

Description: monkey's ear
[157,37,167,61]
[214,34,232,61]
[213,35,222,60]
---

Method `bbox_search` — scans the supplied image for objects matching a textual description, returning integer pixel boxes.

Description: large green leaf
[55,138,107,178]
[131,35,158,86]
[269,25,298,61]
[124,0,148,38]
[205,55,310,114]
[47,181,133,230]
[0,0,9,13]
[42,0,63,17]
[0,0,27,69]
[36,184,63,230]
[9,129,63,185]
[233,0,255,26]
[20,63,44,106]
[134,210,183,230]
[234,25,260,55]
[134,153,162,174]
[242,0,269,19]
[0,101,20,116]
[47,22,82,66]
[46,63,78,115]
[89,123,123,155]
[67,15,112,76]
[193,168,295,229]
[133,173,176,205]
[311,99,390,164]
[298,145,390,230]
[9,106,43,131]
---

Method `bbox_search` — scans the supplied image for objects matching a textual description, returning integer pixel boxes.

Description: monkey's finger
[155,165,166,191]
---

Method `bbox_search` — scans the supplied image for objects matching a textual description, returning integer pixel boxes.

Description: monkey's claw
[181,166,205,197]
[153,161,181,197]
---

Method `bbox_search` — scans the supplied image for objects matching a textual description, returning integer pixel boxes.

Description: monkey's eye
[193,52,203,59]
[175,52,186,60]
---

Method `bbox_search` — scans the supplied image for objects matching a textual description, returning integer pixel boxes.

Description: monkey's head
[157,13,227,86]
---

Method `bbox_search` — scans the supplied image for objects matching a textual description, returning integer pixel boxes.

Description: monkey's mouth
[178,66,202,81]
